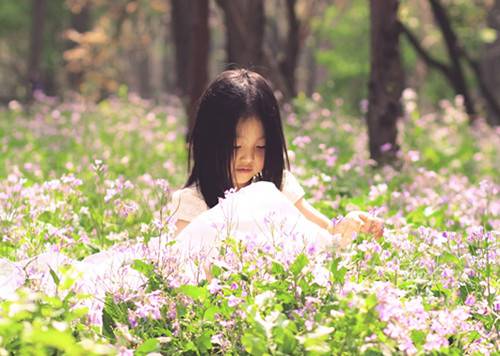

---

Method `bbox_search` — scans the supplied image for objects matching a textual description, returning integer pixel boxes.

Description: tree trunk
[171,0,191,96]
[27,0,47,99]
[428,0,477,121]
[67,3,90,92]
[216,0,265,70]
[279,0,300,98]
[137,50,152,99]
[304,37,318,97]
[479,0,500,125]
[162,7,176,94]
[186,0,210,136]
[171,0,210,140]
[367,0,404,165]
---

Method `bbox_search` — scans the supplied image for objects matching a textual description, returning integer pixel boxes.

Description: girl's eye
[257,146,266,149]
[234,146,241,149]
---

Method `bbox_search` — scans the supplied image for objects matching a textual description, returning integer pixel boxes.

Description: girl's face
[232,117,266,189]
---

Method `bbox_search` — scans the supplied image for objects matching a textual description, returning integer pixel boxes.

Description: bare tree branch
[399,21,451,79]
[461,48,500,124]
[428,0,476,118]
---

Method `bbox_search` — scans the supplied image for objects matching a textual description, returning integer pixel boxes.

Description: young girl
[171,69,383,244]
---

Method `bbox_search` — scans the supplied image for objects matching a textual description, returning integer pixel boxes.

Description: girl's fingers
[336,214,385,239]
[365,220,384,238]
[373,223,384,238]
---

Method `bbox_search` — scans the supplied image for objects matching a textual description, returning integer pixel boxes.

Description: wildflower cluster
[0,93,498,354]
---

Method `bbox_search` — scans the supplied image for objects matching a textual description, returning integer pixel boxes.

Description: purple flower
[306,243,317,256]
[208,278,222,294]
[464,294,476,307]
[380,143,393,153]
[424,333,448,352]
[227,295,242,307]
[292,135,311,148]
[118,347,134,356]
[494,297,500,312]
[128,310,138,328]
[167,302,177,320]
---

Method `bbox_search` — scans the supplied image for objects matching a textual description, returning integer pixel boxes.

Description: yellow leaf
[480,28,497,43]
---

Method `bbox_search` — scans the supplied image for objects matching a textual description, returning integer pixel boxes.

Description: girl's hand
[329,211,384,245]
[345,211,384,238]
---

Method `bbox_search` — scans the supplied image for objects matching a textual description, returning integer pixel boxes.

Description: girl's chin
[234,178,253,189]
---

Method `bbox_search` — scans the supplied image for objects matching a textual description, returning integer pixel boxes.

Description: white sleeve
[169,188,208,222]
[281,170,305,204]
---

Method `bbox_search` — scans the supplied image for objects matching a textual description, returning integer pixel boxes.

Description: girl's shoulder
[170,185,208,222]
[172,184,202,199]
[281,170,305,203]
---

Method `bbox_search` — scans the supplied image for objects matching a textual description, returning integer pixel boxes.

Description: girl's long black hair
[185,69,290,208]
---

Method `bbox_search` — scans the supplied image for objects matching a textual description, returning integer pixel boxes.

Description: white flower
[255,290,275,308]
[312,265,330,287]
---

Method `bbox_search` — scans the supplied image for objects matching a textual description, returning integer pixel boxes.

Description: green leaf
[465,330,481,342]
[276,290,295,305]
[195,332,212,353]
[242,333,268,355]
[177,285,208,302]
[48,266,60,287]
[132,259,154,276]
[136,338,160,355]
[290,253,309,277]
[271,261,286,276]
[101,307,116,341]
[329,257,347,284]
[60,276,76,291]
[365,294,378,310]
[439,251,460,266]
[203,306,218,321]
[410,330,426,346]
[28,328,81,354]
[273,319,298,353]
[431,282,451,299]
[210,264,223,278]
[182,340,198,352]
[406,206,426,224]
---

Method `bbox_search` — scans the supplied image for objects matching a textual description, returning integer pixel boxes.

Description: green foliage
[0,289,114,355]
[0,2,30,35]
[313,0,495,116]
[313,0,370,112]
[0,91,498,354]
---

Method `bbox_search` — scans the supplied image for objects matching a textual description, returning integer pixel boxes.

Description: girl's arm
[174,219,190,236]
[294,197,332,231]
[294,197,384,240]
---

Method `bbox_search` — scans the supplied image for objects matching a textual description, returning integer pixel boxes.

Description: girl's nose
[240,149,255,162]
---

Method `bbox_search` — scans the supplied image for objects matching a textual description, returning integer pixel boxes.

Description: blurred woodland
[1,0,499,162]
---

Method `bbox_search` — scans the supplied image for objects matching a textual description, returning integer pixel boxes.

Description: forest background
[1,1,500,354]
[1,0,500,164]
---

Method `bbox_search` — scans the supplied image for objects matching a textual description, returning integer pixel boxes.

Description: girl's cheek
[258,151,265,166]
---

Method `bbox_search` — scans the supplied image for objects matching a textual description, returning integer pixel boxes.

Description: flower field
[0,91,499,355]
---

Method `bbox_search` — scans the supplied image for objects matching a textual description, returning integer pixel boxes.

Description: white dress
[169,170,305,222]
[171,178,335,281]
[0,171,335,325]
